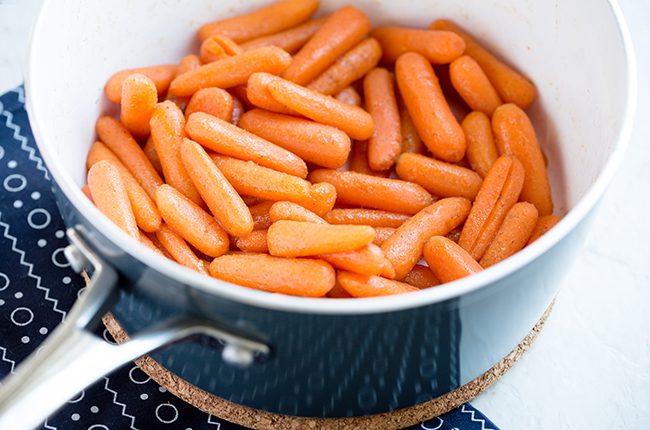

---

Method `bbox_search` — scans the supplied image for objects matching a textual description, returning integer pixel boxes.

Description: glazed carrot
[231,96,244,125]
[335,86,362,107]
[527,215,561,245]
[324,209,409,228]
[249,201,275,230]
[230,85,252,108]
[309,169,433,215]
[186,112,308,178]
[185,88,234,121]
[143,138,163,176]
[449,55,502,116]
[431,20,537,109]
[95,116,163,199]
[364,68,402,171]
[371,27,465,64]
[211,155,336,216]
[149,101,203,206]
[327,282,353,299]
[458,155,525,260]
[403,265,440,289]
[198,0,319,42]
[87,141,161,233]
[349,141,389,177]
[246,73,296,114]
[200,35,243,64]
[283,6,371,85]
[462,111,498,178]
[155,184,229,257]
[238,109,351,169]
[87,160,139,239]
[105,64,177,103]
[319,244,395,278]
[81,185,93,202]
[423,236,483,283]
[396,153,483,200]
[373,227,396,246]
[492,104,553,215]
[396,52,466,162]
[480,202,539,267]
[155,223,209,274]
[240,17,328,54]
[269,201,327,224]
[446,226,462,243]
[180,139,254,237]
[381,197,471,279]
[120,73,157,138]
[234,230,269,253]
[209,253,335,297]
[337,271,417,298]
[139,232,167,257]
[268,77,374,140]
[168,55,203,108]
[268,220,375,257]
[399,96,425,154]
[168,46,292,97]
[308,38,382,96]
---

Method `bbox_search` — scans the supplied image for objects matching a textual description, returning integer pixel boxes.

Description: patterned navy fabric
[0,87,499,430]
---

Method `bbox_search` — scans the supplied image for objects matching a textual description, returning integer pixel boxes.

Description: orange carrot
[143,138,163,176]
[364,68,401,171]
[81,185,93,202]
[527,215,561,245]
[185,88,234,122]
[186,112,308,178]
[238,109,351,169]
[249,200,275,230]
[399,96,425,154]
[200,35,243,64]
[396,52,466,162]
[168,46,292,97]
[155,184,229,257]
[327,282,353,298]
[95,116,163,199]
[492,103,553,215]
[231,96,244,125]
[373,227,396,246]
[396,153,483,200]
[431,20,537,109]
[120,74,157,138]
[155,223,209,274]
[372,27,465,64]
[198,0,319,42]
[449,55,502,116]
[87,160,139,239]
[462,111,498,178]
[139,232,167,257]
[335,86,362,107]
[323,208,409,228]
[403,265,440,289]
[423,236,483,283]
[381,197,471,279]
[319,244,395,278]
[105,64,177,103]
[168,55,202,107]
[446,226,462,243]
[480,202,539,267]
[246,72,296,114]
[234,230,269,253]
[180,139,254,237]
[348,141,389,177]
[458,155,525,260]
[283,6,371,85]
[269,201,327,224]
[337,271,417,297]
[241,17,328,54]
[308,38,382,96]
[309,169,433,215]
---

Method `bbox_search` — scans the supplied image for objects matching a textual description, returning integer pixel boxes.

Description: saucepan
[0,0,636,428]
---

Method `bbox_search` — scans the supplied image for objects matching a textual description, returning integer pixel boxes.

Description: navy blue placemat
[0,86,500,430]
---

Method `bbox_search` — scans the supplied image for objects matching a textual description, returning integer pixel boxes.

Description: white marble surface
[1,1,649,428]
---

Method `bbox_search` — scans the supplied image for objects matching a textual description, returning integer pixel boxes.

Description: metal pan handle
[0,228,270,430]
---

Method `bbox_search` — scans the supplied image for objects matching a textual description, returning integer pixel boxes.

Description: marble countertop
[2,1,649,428]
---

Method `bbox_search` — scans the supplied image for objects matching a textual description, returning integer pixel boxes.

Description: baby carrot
[87,160,139,239]
[268,220,375,257]
[431,20,537,109]
[371,27,465,64]
[139,232,167,257]
[364,68,402,171]
[399,96,425,154]
[309,169,433,215]
[335,86,362,107]
[198,0,319,42]
[449,55,502,116]
[423,236,483,283]
[446,226,462,243]
[95,116,163,199]
[381,197,472,279]
[527,215,561,245]
[283,6,371,85]
[458,155,525,260]
[337,271,418,298]
[143,138,163,176]
[168,55,202,109]
[396,52,466,162]
[373,227,396,246]
[209,253,335,297]
[492,104,553,215]
[269,201,327,224]
[246,73,297,114]
[155,184,229,257]
[185,88,234,122]
[403,265,440,289]
[168,46,292,97]
[105,64,177,103]
[155,223,209,274]
[319,244,395,278]
[238,109,351,169]
[149,101,203,206]
[234,230,269,253]
[462,111,498,178]
[120,73,158,138]
[81,185,93,202]
[323,208,409,228]
[349,141,389,177]
[248,201,274,231]
[480,202,539,267]
[180,139,254,237]
[308,38,382,96]
[187,112,308,178]
[231,96,244,125]
[396,153,483,200]
[241,17,328,54]
[268,77,375,140]
[200,35,243,64]
[327,282,353,299]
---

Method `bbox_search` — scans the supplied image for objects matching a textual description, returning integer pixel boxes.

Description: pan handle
[0,228,270,430]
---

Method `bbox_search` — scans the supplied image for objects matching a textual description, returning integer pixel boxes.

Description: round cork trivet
[103,300,554,430]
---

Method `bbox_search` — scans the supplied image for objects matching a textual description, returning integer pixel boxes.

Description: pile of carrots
[84,0,561,298]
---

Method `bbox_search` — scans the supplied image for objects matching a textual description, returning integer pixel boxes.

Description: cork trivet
[103,300,554,430]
